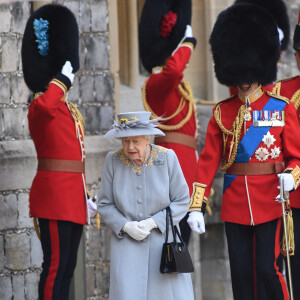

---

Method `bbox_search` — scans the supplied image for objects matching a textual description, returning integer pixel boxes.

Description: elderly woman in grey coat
[98,111,194,300]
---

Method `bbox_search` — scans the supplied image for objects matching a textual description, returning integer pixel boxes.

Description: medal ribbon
[223,97,287,192]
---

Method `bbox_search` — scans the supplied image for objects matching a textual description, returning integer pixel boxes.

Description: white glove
[184,25,193,38]
[138,218,157,232]
[187,211,205,234]
[61,61,75,84]
[88,198,97,217]
[122,221,150,241]
[278,173,295,192]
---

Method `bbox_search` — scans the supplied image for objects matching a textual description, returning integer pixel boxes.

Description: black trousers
[225,219,289,300]
[286,208,300,299]
[38,219,83,300]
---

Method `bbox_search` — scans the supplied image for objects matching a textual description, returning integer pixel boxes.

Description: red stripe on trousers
[44,220,60,300]
[274,218,290,300]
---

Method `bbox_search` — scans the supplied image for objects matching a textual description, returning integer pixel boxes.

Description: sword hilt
[279,176,289,203]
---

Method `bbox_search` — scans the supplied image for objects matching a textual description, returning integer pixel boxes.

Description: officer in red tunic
[273,11,300,299]
[188,4,300,299]
[229,0,290,97]
[139,0,201,243]
[22,4,96,300]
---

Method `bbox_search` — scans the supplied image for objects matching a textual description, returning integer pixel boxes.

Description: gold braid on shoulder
[273,82,300,110]
[67,101,85,137]
[291,89,300,110]
[142,78,195,130]
[214,104,246,171]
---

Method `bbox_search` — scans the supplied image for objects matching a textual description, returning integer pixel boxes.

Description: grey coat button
[136,171,142,176]
[138,213,143,218]
[137,185,142,190]
[137,199,143,204]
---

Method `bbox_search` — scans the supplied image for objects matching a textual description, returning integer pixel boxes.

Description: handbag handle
[165,207,185,245]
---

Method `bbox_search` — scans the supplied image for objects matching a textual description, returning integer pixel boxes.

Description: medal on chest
[255,147,269,161]
[262,131,276,148]
[253,110,285,127]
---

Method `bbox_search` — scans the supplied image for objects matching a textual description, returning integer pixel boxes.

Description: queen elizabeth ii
[98,111,194,300]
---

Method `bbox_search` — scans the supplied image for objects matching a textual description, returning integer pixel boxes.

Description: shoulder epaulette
[266,91,290,103]
[276,75,299,84]
[215,95,236,107]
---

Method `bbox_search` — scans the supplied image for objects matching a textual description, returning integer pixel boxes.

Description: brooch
[153,159,164,165]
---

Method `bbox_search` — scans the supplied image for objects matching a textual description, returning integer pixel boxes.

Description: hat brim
[104,127,165,138]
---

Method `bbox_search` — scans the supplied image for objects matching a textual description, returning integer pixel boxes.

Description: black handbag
[160,207,194,274]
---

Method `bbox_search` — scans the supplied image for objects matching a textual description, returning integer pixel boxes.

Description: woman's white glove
[88,198,97,218]
[278,173,295,191]
[187,211,205,234]
[138,218,157,232]
[184,25,193,38]
[61,61,75,84]
[122,221,150,241]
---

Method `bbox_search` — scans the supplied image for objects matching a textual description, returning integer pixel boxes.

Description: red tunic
[274,75,300,209]
[143,41,198,195]
[28,82,87,224]
[194,87,300,225]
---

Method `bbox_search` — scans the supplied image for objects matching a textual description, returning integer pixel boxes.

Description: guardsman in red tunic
[273,11,300,299]
[188,4,300,299]
[139,0,199,243]
[229,0,290,97]
[22,5,96,300]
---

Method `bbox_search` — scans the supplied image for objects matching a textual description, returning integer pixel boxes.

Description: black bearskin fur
[294,24,300,50]
[22,4,79,93]
[139,0,191,73]
[235,0,290,51]
[209,4,280,87]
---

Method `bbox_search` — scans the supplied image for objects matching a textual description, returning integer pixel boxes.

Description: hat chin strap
[238,83,253,92]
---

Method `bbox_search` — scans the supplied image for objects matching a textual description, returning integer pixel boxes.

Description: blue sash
[223,97,287,192]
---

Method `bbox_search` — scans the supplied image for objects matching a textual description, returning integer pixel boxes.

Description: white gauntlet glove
[187,211,205,234]
[138,218,157,232]
[87,198,97,218]
[122,221,150,241]
[184,25,193,38]
[61,61,75,84]
[278,173,295,192]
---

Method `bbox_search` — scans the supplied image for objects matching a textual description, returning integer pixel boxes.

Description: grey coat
[98,145,194,300]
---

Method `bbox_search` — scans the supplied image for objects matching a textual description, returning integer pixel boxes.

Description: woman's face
[121,136,149,163]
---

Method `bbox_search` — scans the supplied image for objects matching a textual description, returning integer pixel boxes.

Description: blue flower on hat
[33,18,49,56]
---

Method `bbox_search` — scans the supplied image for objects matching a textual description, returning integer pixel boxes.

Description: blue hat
[104,111,165,138]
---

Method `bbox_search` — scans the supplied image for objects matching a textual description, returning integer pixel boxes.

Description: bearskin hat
[22,4,79,93]
[235,0,290,51]
[293,11,300,50]
[209,3,280,87]
[139,0,191,73]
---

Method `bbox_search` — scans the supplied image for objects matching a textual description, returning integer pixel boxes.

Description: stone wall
[0,1,116,299]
